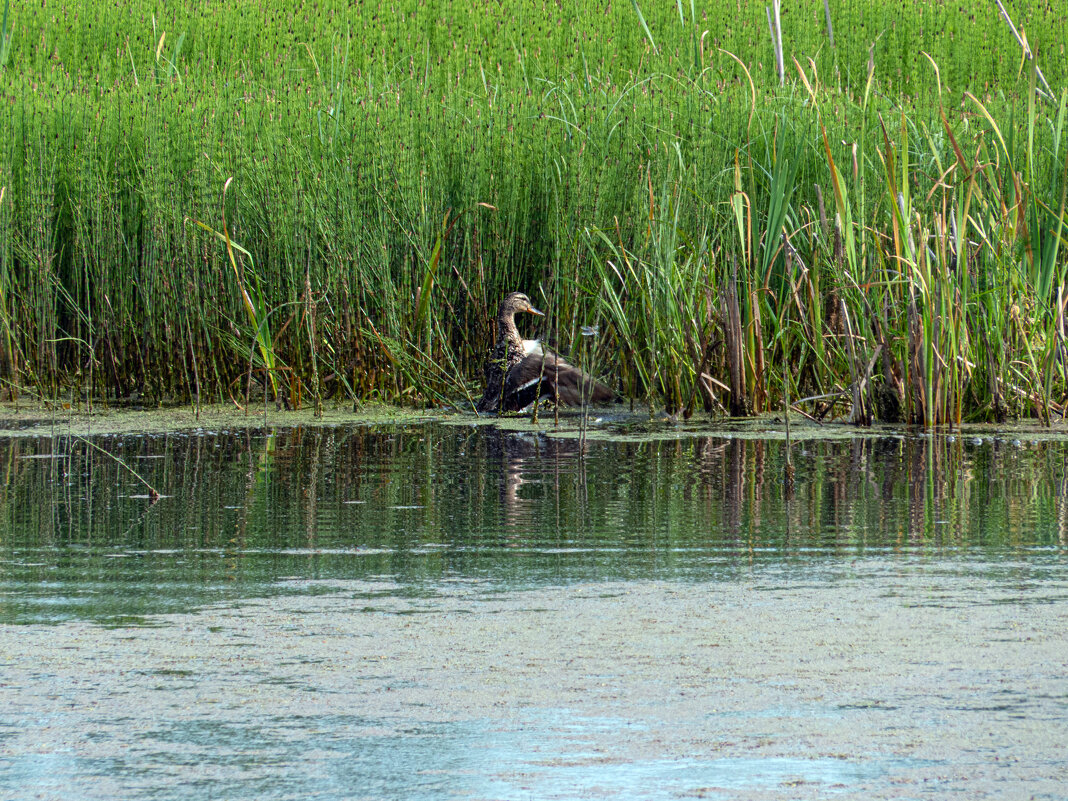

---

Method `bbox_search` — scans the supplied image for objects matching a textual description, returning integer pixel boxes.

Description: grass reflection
[0,423,1065,623]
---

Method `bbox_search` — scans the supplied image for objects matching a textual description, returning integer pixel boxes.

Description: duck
[476,292,615,413]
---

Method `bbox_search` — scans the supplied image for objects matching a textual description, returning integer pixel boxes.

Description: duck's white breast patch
[522,339,542,356]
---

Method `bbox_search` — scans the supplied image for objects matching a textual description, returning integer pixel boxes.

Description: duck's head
[499,292,545,319]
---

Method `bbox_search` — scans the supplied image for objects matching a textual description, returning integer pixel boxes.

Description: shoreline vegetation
[2,1,1068,426]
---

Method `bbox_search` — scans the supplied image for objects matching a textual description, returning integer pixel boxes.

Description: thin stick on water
[580,323,599,453]
[579,334,588,453]
[71,434,162,500]
[783,361,795,491]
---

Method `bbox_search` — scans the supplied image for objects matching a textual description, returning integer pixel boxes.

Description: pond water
[1,419,1066,800]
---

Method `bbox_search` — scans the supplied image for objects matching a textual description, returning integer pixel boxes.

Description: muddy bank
[2,563,1066,800]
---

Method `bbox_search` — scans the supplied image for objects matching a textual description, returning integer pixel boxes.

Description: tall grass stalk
[2,0,1068,424]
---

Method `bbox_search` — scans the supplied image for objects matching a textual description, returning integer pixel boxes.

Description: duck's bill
[526,305,545,317]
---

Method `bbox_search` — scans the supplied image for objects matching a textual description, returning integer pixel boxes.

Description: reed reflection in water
[2,422,1067,799]
[1,426,1064,594]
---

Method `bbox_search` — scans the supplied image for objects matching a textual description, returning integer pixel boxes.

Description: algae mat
[0,401,452,437]
[4,400,1068,443]
[2,563,1065,800]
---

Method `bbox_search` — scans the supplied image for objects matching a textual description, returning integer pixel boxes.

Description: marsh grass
[2,1,1068,423]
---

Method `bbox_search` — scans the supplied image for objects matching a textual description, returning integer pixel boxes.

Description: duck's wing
[502,348,615,410]
[543,352,616,406]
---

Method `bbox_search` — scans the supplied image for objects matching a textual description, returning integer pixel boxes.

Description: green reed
[1,0,1067,423]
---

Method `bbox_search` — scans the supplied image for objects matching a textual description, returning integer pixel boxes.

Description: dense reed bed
[2,0,1068,424]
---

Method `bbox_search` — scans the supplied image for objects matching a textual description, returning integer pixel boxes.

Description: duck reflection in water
[481,428,587,533]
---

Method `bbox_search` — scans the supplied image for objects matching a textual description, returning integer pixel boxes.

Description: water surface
[1,421,1066,799]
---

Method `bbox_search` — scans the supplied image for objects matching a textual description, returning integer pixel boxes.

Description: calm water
[1,421,1066,799]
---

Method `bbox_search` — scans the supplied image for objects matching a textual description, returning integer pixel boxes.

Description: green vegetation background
[2,0,1067,422]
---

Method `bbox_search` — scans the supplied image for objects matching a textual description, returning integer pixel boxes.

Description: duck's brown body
[476,292,615,413]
